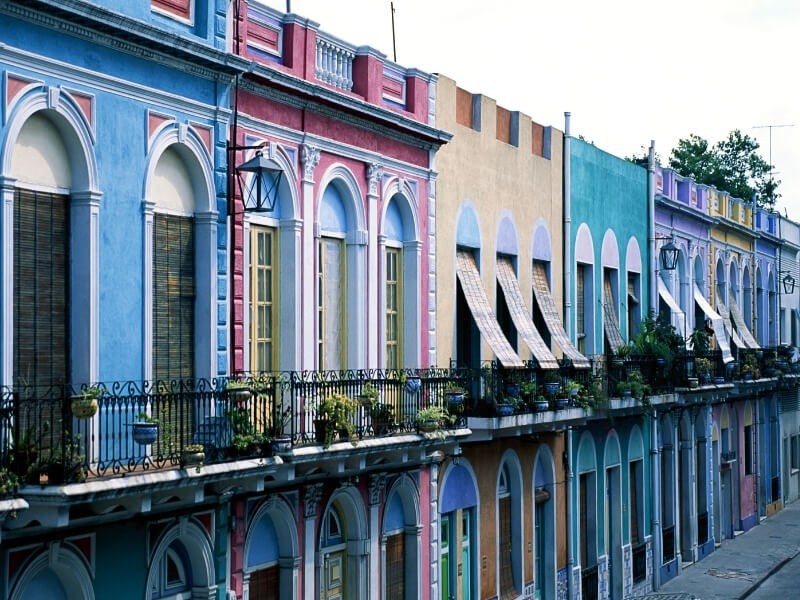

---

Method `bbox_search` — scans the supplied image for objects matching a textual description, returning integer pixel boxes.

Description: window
[385,533,405,598]
[497,465,517,600]
[318,237,345,370]
[576,264,586,354]
[629,460,643,545]
[250,226,276,373]
[13,189,69,388]
[386,247,402,369]
[153,213,194,381]
[150,542,191,599]
[151,0,193,24]
[744,425,754,475]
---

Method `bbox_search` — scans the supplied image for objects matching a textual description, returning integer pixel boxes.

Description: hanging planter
[70,385,104,419]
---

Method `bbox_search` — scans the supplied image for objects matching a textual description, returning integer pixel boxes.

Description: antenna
[390,2,397,62]
[753,123,794,204]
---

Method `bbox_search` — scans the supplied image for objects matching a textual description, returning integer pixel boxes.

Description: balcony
[0,369,468,490]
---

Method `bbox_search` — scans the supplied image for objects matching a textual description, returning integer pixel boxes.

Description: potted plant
[695,357,713,384]
[520,380,537,402]
[616,380,632,398]
[0,468,19,498]
[741,354,759,381]
[313,393,358,448]
[496,397,516,417]
[403,372,422,393]
[443,382,467,413]
[689,328,711,355]
[543,370,561,396]
[416,405,454,433]
[358,382,380,406]
[534,395,550,412]
[132,411,160,445]
[611,344,631,367]
[182,443,205,466]
[565,380,581,399]
[368,401,394,436]
[627,370,650,400]
[70,384,105,419]
[44,433,86,485]
[225,378,252,405]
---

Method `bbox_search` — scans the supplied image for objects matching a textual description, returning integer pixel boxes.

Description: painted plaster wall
[88,0,227,48]
[433,74,564,364]
[460,435,567,599]
[569,139,648,351]
[1,14,228,381]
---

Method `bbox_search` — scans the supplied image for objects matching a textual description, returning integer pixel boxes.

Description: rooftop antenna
[753,123,794,204]
[390,2,397,62]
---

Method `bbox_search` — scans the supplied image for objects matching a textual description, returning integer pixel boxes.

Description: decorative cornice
[239,74,452,151]
[3,0,248,81]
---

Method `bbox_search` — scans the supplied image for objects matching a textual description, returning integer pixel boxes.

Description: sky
[256,0,800,221]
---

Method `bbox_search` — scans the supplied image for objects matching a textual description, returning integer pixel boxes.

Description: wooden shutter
[498,495,517,599]
[13,189,69,388]
[248,565,278,600]
[385,533,405,599]
[153,213,194,381]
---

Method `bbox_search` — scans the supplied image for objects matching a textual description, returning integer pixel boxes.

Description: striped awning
[455,251,523,368]
[657,277,686,340]
[496,258,559,369]
[716,301,745,349]
[729,298,759,349]
[531,263,590,368]
[603,277,626,353]
[693,283,733,363]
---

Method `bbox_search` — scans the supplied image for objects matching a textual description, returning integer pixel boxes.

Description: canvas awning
[603,277,626,353]
[729,298,759,349]
[531,263,590,368]
[455,251,524,368]
[496,258,559,369]
[716,301,745,349]
[657,277,686,340]
[693,283,734,363]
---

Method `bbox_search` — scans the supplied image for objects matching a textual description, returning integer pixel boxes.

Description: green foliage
[668,129,778,208]
[416,405,455,428]
[689,328,711,355]
[359,382,380,401]
[629,312,683,368]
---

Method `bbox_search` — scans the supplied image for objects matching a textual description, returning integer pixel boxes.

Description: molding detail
[300,144,320,182]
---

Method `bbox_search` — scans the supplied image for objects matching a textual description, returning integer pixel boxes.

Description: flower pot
[405,376,421,393]
[183,450,205,466]
[687,377,699,389]
[535,400,550,412]
[314,419,333,446]
[544,382,559,396]
[555,398,569,410]
[132,422,159,445]
[713,376,726,385]
[227,388,251,406]
[497,404,514,417]
[505,383,520,397]
[372,418,391,436]
[271,436,292,454]
[419,420,439,433]
[445,393,465,414]
[71,396,98,419]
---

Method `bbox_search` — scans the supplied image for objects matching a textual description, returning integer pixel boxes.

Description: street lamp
[782,271,795,295]
[229,144,284,214]
[659,239,679,271]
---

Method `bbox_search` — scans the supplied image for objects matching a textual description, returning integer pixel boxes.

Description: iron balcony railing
[0,368,464,487]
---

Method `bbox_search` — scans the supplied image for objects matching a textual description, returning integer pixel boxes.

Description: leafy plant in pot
[368,401,394,436]
[225,378,252,406]
[70,384,106,419]
[416,404,455,433]
[358,382,380,406]
[496,397,517,417]
[313,393,358,448]
[132,411,160,445]
[443,382,467,414]
[542,370,561,396]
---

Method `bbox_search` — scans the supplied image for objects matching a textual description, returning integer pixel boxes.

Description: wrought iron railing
[0,368,465,487]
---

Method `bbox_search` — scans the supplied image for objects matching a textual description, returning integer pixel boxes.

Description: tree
[668,129,778,209]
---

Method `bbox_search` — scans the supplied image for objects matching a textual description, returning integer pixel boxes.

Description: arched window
[320,506,347,599]
[318,184,348,370]
[496,463,519,599]
[150,541,192,598]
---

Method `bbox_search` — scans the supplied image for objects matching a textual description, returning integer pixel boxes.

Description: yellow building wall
[434,74,564,365]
